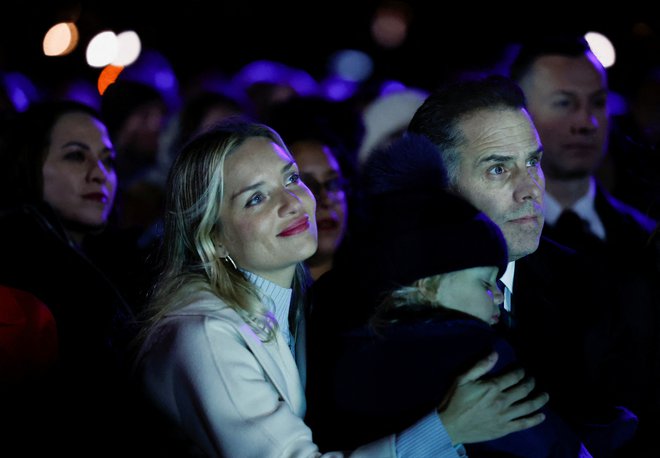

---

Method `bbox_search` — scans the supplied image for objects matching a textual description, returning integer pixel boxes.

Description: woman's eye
[246,193,265,208]
[63,150,85,162]
[287,172,301,185]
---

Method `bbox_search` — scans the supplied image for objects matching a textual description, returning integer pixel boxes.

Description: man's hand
[439,352,549,445]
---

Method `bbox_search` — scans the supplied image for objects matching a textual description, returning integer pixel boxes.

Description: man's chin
[551,167,592,180]
[508,239,541,261]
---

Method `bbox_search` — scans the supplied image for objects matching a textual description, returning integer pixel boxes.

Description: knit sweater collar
[243,271,292,342]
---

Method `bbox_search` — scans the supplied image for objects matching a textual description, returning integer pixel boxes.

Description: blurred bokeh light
[86,31,119,68]
[43,22,79,57]
[585,31,616,68]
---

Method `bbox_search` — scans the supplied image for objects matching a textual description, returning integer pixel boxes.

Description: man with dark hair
[408,74,639,457]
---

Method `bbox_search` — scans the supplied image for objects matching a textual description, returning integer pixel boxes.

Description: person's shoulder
[144,293,239,354]
[166,291,233,320]
[0,204,91,271]
[530,235,577,260]
[151,292,235,337]
[608,194,658,233]
[597,181,658,232]
[0,203,58,233]
[519,235,604,281]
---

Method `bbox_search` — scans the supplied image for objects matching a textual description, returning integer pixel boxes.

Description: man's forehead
[460,107,528,130]
[460,109,537,155]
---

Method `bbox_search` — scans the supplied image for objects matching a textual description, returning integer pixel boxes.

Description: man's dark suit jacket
[536,182,660,457]
[500,236,641,457]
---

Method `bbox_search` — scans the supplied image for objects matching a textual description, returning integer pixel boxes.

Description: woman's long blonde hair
[138,119,309,347]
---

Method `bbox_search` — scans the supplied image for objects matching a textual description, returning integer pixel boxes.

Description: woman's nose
[279,188,303,214]
[89,160,109,182]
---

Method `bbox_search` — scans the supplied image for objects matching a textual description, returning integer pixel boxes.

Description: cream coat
[139,291,396,458]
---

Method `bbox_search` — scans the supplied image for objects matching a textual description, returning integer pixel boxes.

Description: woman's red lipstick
[82,192,108,203]
[278,216,310,237]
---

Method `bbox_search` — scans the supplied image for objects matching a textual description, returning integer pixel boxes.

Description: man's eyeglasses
[301,174,348,200]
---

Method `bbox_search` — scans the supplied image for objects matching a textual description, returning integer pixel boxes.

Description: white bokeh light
[86,31,118,68]
[585,31,616,68]
[112,30,141,66]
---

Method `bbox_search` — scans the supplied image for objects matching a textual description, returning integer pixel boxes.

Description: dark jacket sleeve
[334,311,589,458]
[332,314,510,444]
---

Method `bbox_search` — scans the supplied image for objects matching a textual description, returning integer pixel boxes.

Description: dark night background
[1,2,659,96]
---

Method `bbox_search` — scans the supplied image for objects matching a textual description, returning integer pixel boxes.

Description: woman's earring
[223,255,237,270]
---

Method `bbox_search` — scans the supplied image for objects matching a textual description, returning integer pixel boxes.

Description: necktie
[552,209,596,251]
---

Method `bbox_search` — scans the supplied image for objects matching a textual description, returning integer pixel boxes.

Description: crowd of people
[1,31,659,457]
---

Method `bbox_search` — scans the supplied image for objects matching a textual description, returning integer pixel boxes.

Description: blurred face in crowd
[517,51,609,180]
[218,137,317,287]
[42,111,117,235]
[115,100,167,162]
[290,140,348,279]
[452,108,545,262]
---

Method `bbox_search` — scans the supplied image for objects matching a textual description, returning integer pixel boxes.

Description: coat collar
[177,291,306,414]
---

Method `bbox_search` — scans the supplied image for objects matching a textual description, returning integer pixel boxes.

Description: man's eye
[593,98,607,109]
[553,99,573,109]
[489,165,505,175]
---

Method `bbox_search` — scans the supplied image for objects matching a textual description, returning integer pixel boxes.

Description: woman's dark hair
[0,100,103,207]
